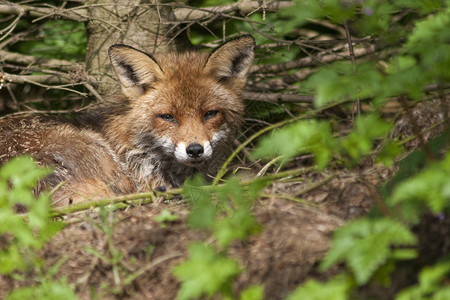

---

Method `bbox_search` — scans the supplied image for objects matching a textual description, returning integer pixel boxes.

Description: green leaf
[6,279,77,300]
[320,218,417,285]
[419,262,450,294]
[252,120,336,169]
[286,275,351,300]
[154,209,179,223]
[342,114,392,162]
[239,285,264,300]
[173,243,241,300]
[308,62,382,107]
[390,152,450,220]
[183,176,217,230]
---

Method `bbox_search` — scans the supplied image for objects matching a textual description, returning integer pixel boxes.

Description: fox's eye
[159,114,175,123]
[204,110,219,121]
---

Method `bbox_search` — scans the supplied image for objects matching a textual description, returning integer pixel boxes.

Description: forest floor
[0,100,447,300]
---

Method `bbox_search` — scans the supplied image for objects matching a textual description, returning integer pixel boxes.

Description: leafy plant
[0,156,75,299]
[320,218,417,285]
[173,176,267,299]
[173,242,241,300]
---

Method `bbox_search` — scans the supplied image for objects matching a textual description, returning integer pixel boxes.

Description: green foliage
[0,156,74,299]
[184,176,264,248]
[174,176,268,299]
[404,6,450,81]
[390,152,450,222]
[252,120,336,169]
[286,275,352,300]
[341,114,392,161]
[15,20,86,61]
[320,218,417,285]
[239,285,264,300]
[396,262,450,300]
[154,209,179,225]
[0,156,60,273]
[173,242,241,300]
[6,278,77,300]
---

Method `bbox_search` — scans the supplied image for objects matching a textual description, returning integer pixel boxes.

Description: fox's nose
[186,143,204,158]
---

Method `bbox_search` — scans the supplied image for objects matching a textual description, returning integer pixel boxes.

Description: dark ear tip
[233,34,255,46]
[108,44,140,55]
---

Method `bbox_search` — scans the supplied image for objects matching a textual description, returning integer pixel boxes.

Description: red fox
[0,35,255,206]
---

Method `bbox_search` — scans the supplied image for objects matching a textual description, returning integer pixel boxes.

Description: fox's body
[0,35,255,206]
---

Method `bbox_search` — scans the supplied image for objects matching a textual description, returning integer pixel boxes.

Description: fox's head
[108,35,255,167]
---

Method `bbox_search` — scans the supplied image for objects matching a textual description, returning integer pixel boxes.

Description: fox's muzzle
[186,143,204,158]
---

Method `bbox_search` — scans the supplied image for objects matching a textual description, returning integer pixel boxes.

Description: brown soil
[0,101,446,299]
[0,171,377,299]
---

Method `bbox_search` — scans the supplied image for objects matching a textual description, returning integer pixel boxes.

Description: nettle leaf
[183,176,217,230]
[395,262,450,300]
[342,114,392,162]
[376,141,403,167]
[308,62,382,107]
[239,285,264,300]
[214,178,263,248]
[173,243,241,300]
[0,156,51,192]
[5,279,77,300]
[252,120,336,170]
[404,7,450,81]
[154,209,179,224]
[382,55,424,100]
[286,275,351,300]
[321,218,417,285]
[390,152,450,221]
[214,207,261,249]
[0,156,62,275]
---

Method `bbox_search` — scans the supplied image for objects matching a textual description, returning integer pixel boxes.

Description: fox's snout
[174,141,213,165]
[186,143,204,158]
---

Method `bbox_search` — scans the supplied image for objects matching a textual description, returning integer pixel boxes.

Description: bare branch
[0,2,88,22]
[0,50,83,72]
[243,91,314,103]
[172,1,293,21]
[3,72,71,85]
[252,45,376,73]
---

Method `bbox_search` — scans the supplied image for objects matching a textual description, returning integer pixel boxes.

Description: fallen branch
[252,45,376,73]
[0,50,83,72]
[0,2,88,22]
[243,91,314,103]
[173,1,292,21]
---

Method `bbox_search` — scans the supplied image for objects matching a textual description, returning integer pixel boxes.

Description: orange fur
[0,35,255,206]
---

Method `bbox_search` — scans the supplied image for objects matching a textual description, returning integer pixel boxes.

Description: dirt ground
[0,101,447,299]
[0,170,378,299]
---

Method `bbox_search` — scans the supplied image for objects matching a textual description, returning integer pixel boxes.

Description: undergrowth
[1,0,450,299]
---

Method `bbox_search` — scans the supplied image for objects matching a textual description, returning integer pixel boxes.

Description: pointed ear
[204,35,255,90]
[108,44,164,97]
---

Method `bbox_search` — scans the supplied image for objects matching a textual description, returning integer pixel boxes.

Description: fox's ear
[109,45,163,97]
[204,35,255,90]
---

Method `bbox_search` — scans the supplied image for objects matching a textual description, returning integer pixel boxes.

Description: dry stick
[212,98,352,185]
[0,2,88,22]
[294,172,336,197]
[252,44,375,73]
[344,21,360,117]
[0,50,82,72]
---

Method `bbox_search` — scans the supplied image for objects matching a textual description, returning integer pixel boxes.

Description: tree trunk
[85,0,190,95]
